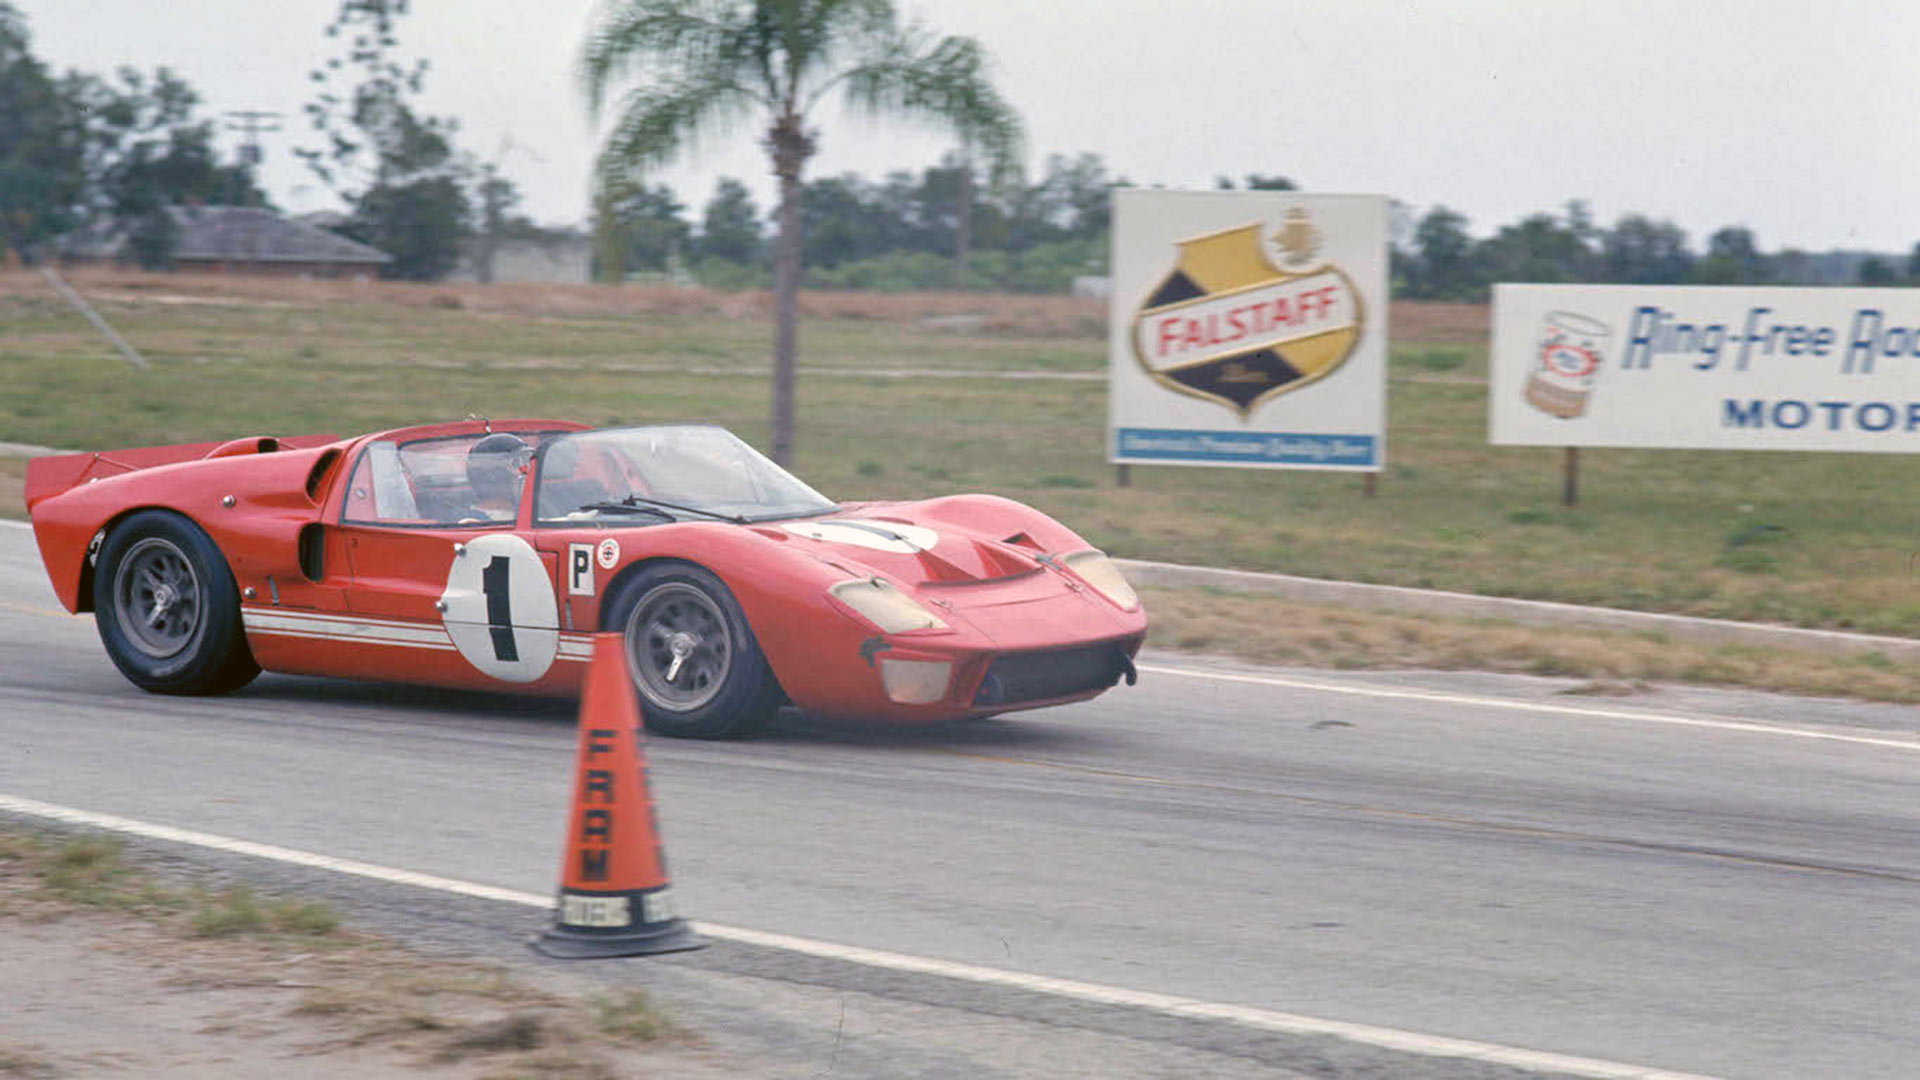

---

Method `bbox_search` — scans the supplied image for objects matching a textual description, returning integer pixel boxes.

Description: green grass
[1,830,343,939]
[590,990,670,1042]
[189,884,342,938]
[6,277,1920,638]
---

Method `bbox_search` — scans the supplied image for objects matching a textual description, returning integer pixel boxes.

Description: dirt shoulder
[0,829,745,1080]
[0,825,1351,1080]
[1139,585,1920,704]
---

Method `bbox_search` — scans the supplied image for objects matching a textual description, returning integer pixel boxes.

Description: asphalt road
[2,521,1916,1079]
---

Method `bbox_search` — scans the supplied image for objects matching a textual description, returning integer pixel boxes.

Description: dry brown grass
[289,959,630,1061]
[7,268,1109,338]
[0,1045,58,1078]
[1143,585,1920,703]
[1387,301,1490,346]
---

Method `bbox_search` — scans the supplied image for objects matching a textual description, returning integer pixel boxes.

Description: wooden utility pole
[42,268,148,370]
[223,110,282,204]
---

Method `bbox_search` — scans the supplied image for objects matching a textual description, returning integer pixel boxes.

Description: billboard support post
[1562,447,1579,507]
[1116,464,1131,488]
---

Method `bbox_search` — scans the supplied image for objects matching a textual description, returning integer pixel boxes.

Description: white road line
[0,519,32,529]
[0,791,1721,1080]
[1138,662,1920,752]
[0,793,543,906]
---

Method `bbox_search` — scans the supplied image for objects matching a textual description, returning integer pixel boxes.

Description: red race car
[24,419,1145,737]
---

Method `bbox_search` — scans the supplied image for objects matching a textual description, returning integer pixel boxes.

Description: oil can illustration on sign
[1130,209,1364,419]
[1523,311,1611,418]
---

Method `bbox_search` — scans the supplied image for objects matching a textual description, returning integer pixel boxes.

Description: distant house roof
[295,209,353,232]
[62,206,391,266]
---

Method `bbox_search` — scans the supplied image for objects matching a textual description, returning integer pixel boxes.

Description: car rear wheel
[606,562,781,739]
[93,510,259,695]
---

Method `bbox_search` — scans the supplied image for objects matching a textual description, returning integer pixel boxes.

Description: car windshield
[535,425,836,524]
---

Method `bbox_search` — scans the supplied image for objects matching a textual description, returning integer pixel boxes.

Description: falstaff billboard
[1110,190,1388,471]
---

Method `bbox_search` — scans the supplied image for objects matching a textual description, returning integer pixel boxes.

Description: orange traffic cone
[534,633,703,958]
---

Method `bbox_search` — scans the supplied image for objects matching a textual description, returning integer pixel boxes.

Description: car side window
[341,432,554,528]
[341,441,425,524]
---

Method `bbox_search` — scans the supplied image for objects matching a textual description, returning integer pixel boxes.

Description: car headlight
[1061,550,1139,611]
[879,658,953,704]
[829,577,947,633]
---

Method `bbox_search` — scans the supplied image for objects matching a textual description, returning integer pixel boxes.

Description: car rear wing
[23,434,342,513]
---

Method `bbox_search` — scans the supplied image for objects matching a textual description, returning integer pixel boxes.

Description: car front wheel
[604,561,781,739]
[93,509,259,695]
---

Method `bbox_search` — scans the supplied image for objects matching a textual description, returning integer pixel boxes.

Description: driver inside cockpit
[463,433,531,522]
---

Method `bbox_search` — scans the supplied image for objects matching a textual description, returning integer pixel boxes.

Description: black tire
[93,509,259,695]
[604,561,781,739]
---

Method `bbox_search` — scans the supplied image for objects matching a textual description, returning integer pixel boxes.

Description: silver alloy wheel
[113,536,202,660]
[623,581,732,711]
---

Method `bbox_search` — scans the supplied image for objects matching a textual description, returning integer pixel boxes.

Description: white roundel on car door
[439,534,559,682]
[779,520,939,553]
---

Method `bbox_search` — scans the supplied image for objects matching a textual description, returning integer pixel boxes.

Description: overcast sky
[14,0,1919,254]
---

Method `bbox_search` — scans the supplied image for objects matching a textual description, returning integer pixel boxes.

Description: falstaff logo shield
[1131,211,1364,418]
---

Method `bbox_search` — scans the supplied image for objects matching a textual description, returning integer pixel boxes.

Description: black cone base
[533,915,704,959]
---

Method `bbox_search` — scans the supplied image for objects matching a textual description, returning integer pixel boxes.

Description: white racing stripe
[1137,662,1920,753]
[246,628,459,652]
[240,609,595,662]
[0,791,1723,1080]
[245,610,456,647]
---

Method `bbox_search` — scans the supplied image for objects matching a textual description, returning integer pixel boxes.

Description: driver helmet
[467,432,530,506]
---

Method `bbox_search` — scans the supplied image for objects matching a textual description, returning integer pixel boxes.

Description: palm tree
[581,0,1022,465]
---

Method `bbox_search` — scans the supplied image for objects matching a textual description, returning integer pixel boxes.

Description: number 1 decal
[439,534,558,682]
[481,555,520,662]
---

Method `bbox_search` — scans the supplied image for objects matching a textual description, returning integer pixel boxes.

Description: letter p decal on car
[569,543,595,596]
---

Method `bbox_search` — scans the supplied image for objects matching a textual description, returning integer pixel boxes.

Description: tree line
[594,163,1299,294]
[1396,201,1920,300]
[592,151,1124,295]
[599,174,1920,299]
